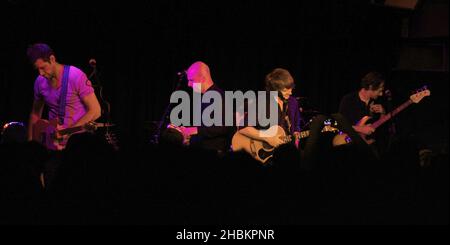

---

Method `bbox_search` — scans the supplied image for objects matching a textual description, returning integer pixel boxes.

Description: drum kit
[1,121,27,144]
[296,96,324,129]
[296,97,348,147]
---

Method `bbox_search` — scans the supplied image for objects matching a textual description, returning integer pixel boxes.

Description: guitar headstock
[410,86,431,104]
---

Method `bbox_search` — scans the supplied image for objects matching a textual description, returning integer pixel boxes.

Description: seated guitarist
[338,71,387,157]
[27,43,101,149]
[170,61,232,156]
[237,68,301,153]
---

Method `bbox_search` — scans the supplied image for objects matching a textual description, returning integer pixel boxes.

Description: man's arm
[28,99,45,141]
[338,94,376,136]
[72,93,101,127]
[179,126,198,139]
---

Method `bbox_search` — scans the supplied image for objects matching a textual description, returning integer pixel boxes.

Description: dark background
[0,0,448,149]
[0,0,448,227]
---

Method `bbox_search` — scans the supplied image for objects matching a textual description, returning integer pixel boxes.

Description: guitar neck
[372,100,413,129]
[296,127,336,139]
[280,131,310,143]
[279,131,309,143]
[299,130,310,139]
[58,125,85,136]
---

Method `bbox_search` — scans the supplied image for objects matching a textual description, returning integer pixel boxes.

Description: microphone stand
[88,65,111,124]
[88,64,115,148]
[151,73,186,144]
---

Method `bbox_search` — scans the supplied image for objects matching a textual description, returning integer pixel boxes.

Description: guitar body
[356,116,376,145]
[32,119,101,150]
[32,119,65,150]
[231,125,287,165]
[332,116,375,147]
[232,124,339,164]
[333,116,375,146]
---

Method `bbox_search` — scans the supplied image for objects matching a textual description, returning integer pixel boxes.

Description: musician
[338,71,387,157]
[172,61,232,155]
[26,43,101,145]
[237,68,301,149]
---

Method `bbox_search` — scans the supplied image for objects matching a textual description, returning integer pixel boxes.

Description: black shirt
[338,91,389,155]
[189,84,233,154]
[338,91,380,125]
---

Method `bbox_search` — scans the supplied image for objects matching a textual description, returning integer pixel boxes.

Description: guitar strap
[58,65,70,125]
[283,101,292,135]
[285,111,292,135]
[277,92,292,135]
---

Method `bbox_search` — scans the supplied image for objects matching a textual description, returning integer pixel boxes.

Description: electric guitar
[333,86,431,146]
[231,124,338,165]
[32,119,111,150]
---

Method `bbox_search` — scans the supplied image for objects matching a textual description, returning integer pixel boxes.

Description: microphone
[89,59,97,68]
[87,59,97,82]
[385,89,392,101]
[177,70,186,76]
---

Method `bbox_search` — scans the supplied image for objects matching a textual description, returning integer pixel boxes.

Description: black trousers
[43,150,63,189]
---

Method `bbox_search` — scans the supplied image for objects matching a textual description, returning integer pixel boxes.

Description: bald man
[174,61,232,155]
[186,61,214,93]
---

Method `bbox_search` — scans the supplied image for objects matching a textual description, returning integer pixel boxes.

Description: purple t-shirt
[34,66,95,128]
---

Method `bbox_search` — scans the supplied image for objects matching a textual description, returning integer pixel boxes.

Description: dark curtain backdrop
[1,0,447,147]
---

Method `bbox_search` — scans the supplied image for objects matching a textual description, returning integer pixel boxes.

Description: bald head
[187,61,210,77]
[186,61,213,93]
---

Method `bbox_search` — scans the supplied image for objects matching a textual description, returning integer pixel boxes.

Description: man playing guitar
[337,71,431,159]
[338,72,388,157]
[339,72,387,137]
[233,68,302,164]
[168,61,232,155]
[27,43,101,150]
